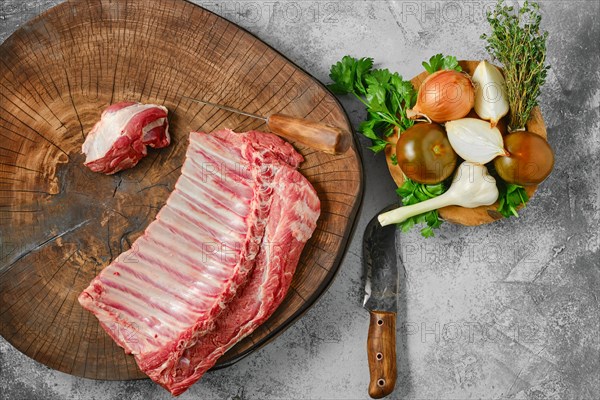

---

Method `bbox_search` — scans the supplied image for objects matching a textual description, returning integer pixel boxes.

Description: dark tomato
[396,123,457,184]
[494,131,554,185]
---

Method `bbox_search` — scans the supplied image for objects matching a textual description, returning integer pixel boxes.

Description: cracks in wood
[301,155,354,171]
[138,70,150,103]
[0,176,25,183]
[137,182,169,193]
[0,208,41,213]
[0,219,91,275]
[0,115,37,144]
[106,207,128,221]
[118,231,133,255]
[0,80,55,129]
[209,52,282,130]
[1,247,78,323]
[152,163,183,184]
[138,151,161,183]
[106,219,113,263]
[0,144,24,156]
[0,188,52,195]
[120,203,161,210]
[112,176,123,198]
[0,161,43,174]
[109,1,123,105]
[62,65,85,141]
[2,104,70,158]
[194,42,269,128]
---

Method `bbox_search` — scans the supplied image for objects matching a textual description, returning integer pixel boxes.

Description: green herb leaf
[358,119,379,141]
[366,68,392,86]
[497,182,529,218]
[422,53,463,74]
[368,141,388,153]
[365,85,390,114]
[328,56,417,152]
[354,58,374,95]
[420,225,435,238]
[328,56,373,95]
[422,54,443,74]
[396,179,415,199]
[395,178,446,237]
[481,0,549,130]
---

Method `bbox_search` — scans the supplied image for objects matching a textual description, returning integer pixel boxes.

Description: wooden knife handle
[267,114,351,155]
[367,311,397,399]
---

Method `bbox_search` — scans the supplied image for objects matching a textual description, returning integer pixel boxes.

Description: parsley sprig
[486,162,529,218]
[328,56,416,152]
[396,179,446,237]
[497,182,529,218]
[422,54,462,74]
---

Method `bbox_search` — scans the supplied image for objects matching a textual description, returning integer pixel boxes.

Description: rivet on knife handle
[267,114,351,155]
[367,310,397,399]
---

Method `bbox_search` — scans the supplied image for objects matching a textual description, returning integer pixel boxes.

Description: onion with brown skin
[407,70,475,123]
[493,131,554,186]
[396,123,457,184]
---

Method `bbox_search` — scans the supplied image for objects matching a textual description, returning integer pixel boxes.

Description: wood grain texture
[367,311,397,399]
[0,0,362,380]
[385,60,547,226]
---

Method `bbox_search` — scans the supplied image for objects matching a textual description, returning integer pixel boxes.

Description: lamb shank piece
[82,102,170,174]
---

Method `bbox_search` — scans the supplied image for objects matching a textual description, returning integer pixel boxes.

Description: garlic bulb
[472,60,509,127]
[445,118,508,164]
[379,162,499,226]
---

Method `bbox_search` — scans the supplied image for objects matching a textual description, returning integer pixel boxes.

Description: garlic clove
[472,60,509,127]
[445,118,508,164]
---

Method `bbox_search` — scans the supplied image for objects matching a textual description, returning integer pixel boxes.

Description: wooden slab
[384,60,547,226]
[0,0,362,380]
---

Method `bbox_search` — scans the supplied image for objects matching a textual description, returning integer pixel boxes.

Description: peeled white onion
[445,118,508,164]
[472,60,509,127]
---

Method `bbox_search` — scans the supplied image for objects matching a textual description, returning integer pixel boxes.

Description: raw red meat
[82,102,170,174]
[155,160,320,396]
[78,129,320,395]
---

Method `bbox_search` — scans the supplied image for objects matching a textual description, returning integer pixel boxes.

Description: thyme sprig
[481,0,550,130]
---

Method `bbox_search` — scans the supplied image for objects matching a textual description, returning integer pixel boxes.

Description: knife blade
[181,96,351,155]
[362,205,401,399]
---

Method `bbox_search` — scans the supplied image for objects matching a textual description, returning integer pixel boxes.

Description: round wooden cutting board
[384,60,547,226]
[0,0,362,380]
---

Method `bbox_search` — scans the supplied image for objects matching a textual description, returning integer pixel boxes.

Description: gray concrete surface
[1,0,599,399]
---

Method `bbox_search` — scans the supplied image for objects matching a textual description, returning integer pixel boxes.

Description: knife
[363,205,401,398]
[181,96,351,155]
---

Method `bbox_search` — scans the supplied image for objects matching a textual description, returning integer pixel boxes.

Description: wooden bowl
[384,60,548,226]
